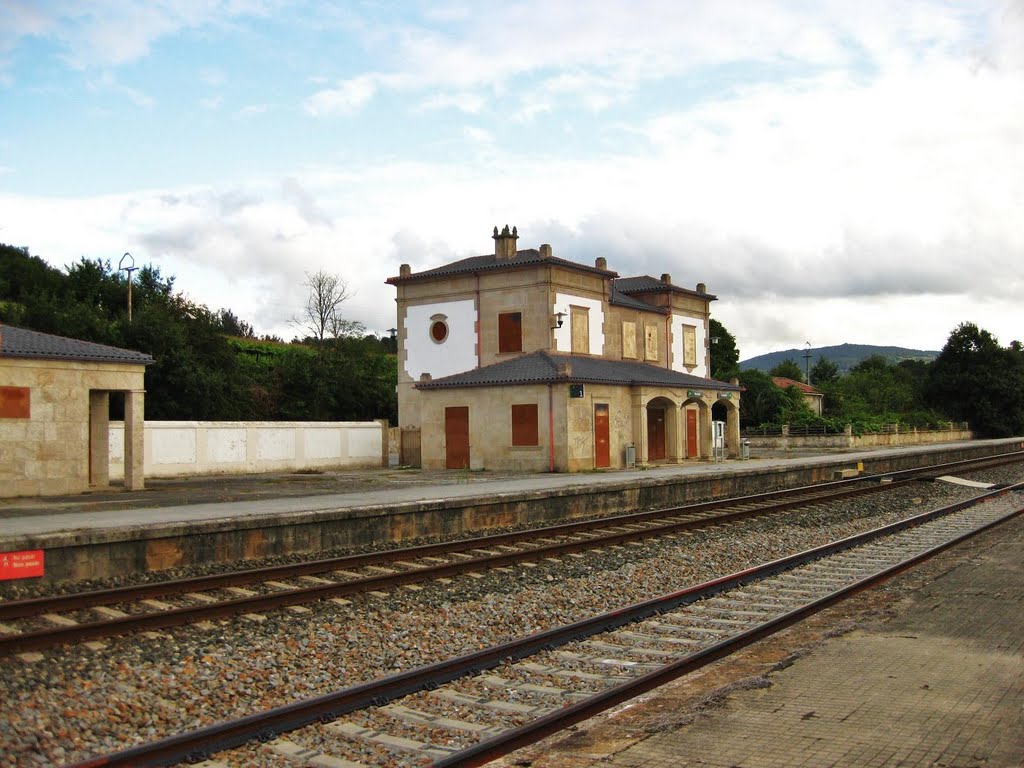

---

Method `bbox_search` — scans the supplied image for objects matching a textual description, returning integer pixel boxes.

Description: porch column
[667,404,683,463]
[88,391,110,487]
[124,389,146,491]
[699,400,713,458]
[631,392,646,465]
[726,403,741,458]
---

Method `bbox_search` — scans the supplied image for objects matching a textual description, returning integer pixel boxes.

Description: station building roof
[0,324,154,365]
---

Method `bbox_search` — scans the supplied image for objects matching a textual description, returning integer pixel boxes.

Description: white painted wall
[553,293,605,354]
[404,299,477,380]
[671,314,708,378]
[109,421,384,479]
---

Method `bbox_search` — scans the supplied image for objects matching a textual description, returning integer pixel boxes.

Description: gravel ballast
[1,468,1021,767]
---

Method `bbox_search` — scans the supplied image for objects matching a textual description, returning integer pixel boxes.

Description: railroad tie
[325,721,458,759]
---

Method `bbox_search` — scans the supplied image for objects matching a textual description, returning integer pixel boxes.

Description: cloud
[304,74,380,116]
[0,1,273,72]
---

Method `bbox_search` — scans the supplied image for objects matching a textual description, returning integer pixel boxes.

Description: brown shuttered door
[647,408,666,461]
[594,404,610,468]
[686,409,698,458]
[445,406,470,469]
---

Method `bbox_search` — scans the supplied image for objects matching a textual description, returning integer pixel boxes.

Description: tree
[709,318,740,381]
[737,369,790,428]
[926,323,1024,438]
[292,269,357,343]
[810,357,839,385]
[769,359,804,382]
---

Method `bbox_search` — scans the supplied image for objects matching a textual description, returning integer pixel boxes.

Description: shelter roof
[416,350,740,391]
[0,324,154,365]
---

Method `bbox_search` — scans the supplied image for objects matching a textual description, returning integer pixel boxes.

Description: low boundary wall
[744,427,973,452]
[109,420,387,479]
[8,439,1023,584]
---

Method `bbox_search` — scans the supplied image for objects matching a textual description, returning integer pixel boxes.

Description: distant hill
[740,343,940,375]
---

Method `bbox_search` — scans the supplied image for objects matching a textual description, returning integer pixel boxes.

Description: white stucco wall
[553,293,605,354]
[671,314,708,378]
[404,299,477,380]
[109,421,384,478]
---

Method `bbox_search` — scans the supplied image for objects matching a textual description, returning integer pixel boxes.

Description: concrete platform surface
[503,507,1024,768]
[1,439,1017,540]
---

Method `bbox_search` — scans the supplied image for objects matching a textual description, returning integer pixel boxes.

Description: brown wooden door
[686,409,698,458]
[445,406,470,469]
[594,404,610,468]
[647,408,666,461]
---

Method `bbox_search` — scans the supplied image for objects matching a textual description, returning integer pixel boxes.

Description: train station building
[387,226,742,471]
[0,324,152,497]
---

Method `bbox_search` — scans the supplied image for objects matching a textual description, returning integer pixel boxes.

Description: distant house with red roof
[772,376,824,417]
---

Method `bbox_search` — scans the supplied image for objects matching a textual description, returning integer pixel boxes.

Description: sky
[1,0,1021,360]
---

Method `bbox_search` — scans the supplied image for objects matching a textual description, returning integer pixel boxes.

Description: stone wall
[109,420,386,479]
[744,425,974,452]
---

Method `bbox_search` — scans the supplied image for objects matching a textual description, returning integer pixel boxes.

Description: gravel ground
[1,468,1021,767]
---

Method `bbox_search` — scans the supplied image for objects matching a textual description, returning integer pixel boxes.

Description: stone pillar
[699,401,713,459]
[667,404,683,463]
[124,389,146,491]
[631,392,646,465]
[88,391,110,487]
[726,403,741,458]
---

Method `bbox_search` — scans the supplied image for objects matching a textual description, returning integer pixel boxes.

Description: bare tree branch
[291,269,356,343]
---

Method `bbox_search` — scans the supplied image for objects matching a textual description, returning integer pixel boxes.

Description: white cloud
[304,74,380,116]
[0,0,273,71]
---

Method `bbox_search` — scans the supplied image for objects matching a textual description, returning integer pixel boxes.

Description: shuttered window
[0,386,30,419]
[511,403,539,446]
[498,312,523,353]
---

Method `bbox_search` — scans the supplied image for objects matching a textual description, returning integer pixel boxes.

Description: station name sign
[717,392,733,399]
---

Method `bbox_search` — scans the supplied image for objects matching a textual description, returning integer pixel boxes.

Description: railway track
[64,479,1024,767]
[4,452,1021,656]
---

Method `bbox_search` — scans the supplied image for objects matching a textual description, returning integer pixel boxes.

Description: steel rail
[63,481,1024,768]
[0,479,899,655]
[4,448,1021,623]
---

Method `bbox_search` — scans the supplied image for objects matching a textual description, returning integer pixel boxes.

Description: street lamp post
[804,341,812,385]
[118,253,138,322]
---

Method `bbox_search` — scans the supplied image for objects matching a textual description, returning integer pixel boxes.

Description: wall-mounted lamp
[552,311,566,330]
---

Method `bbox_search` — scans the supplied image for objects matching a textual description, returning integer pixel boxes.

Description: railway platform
[1,438,1022,584]
[506,505,1024,768]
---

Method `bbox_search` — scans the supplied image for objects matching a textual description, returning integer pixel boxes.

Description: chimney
[493,224,518,260]
[661,273,672,285]
[557,362,572,377]
[539,244,552,259]
[400,264,411,278]
[595,256,607,270]
[696,282,706,293]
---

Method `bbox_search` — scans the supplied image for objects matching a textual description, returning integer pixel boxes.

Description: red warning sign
[0,549,44,580]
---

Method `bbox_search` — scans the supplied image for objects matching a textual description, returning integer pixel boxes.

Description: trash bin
[625,444,636,468]
[741,439,751,460]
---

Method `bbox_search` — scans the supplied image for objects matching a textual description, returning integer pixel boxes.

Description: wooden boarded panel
[445,406,470,469]
[571,307,589,354]
[511,404,539,446]
[647,408,666,461]
[686,409,698,458]
[594,404,610,468]
[498,312,522,353]
[0,386,30,419]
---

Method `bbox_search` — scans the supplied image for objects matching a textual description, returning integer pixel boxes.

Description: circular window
[430,319,448,343]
